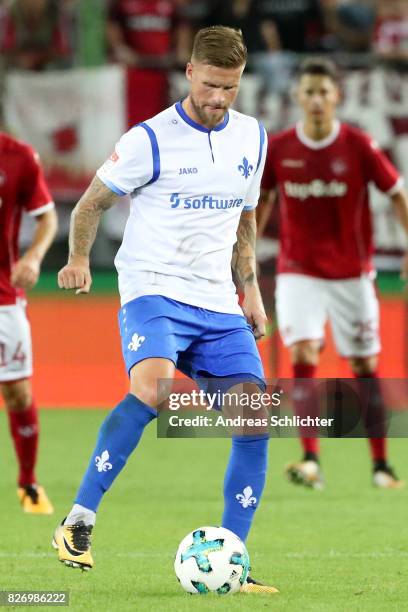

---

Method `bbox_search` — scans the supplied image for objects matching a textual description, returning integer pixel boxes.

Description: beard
[190,94,227,129]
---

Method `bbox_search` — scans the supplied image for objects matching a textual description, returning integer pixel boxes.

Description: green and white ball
[174,526,250,595]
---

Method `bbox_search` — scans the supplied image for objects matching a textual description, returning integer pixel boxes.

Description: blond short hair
[192,26,247,69]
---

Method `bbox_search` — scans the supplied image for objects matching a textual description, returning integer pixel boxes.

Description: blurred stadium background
[1,0,408,406]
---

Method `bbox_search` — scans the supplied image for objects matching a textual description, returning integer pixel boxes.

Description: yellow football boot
[240,576,279,594]
[373,465,404,489]
[285,460,324,490]
[52,520,94,570]
[17,485,54,515]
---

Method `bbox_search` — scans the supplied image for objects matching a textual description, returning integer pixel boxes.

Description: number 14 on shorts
[0,341,26,367]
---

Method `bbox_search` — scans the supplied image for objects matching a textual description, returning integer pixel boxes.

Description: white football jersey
[97,101,267,313]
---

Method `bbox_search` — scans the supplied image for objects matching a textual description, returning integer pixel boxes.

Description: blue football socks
[222,435,269,542]
[75,394,157,512]
[72,392,268,542]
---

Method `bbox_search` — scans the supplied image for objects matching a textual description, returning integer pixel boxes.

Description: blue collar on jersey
[175,100,229,133]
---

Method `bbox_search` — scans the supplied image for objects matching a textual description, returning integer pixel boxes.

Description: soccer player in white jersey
[53,26,277,594]
[260,58,408,490]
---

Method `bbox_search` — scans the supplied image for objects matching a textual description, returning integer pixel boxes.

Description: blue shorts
[118,295,264,387]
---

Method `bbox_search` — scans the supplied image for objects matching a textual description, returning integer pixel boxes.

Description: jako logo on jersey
[128,333,146,351]
[238,157,253,179]
[285,180,348,200]
[170,193,243,209]
[179,167,198,175]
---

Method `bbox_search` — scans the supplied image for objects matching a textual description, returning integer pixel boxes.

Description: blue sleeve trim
[139,122,160,185]
[243,204,256,211]
[256,122,266,173]
[102,178,127,196]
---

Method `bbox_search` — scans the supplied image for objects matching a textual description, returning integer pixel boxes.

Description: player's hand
[114,44,139,66]
[242,284,268,339]
[58,256,92,294]
[400,252,408,283]
[10,254,40,290]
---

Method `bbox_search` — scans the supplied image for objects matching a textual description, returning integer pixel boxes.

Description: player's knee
[290,341,320,366]
[131,384,160,408]
[2,382,32,412]
[349,356,377,377]
[129,359,175,408]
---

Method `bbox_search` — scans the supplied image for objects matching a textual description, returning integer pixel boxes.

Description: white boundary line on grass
[0,550,407,559]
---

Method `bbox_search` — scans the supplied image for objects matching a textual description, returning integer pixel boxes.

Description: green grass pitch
[0,409,407,611]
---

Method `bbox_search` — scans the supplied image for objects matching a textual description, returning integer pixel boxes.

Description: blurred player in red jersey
[0,132,57,512]
[260,58,408,489]
[1,0,70,71]
[107,0,191,126]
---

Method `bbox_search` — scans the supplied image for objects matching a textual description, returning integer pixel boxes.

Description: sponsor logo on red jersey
[284,180,348,201]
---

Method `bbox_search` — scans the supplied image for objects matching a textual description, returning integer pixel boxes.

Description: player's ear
[334,83,343,106]
[186,62,193,83]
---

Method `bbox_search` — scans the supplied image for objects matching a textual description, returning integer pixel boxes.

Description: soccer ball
[174,526,250,595]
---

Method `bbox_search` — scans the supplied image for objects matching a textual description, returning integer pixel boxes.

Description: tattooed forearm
[232,210,258,290]
[69,176,119,259]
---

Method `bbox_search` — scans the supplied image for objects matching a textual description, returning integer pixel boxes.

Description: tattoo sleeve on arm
[69,176,119,259]
[231,210,257,290]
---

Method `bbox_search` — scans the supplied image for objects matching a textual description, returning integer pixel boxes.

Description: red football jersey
[109,0,176,56]
[261,122,402,279]
[0,7,69,69]
[374,16,408,54]
[0,133,54,305]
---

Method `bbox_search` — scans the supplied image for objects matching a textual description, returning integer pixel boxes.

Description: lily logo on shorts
[236,486,257,508]
[128,333,146,351]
